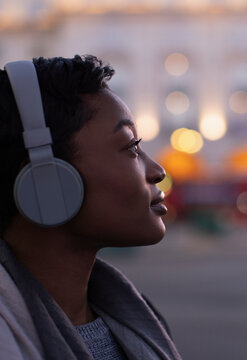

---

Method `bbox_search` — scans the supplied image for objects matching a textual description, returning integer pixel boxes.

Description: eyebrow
[113,119,134,133]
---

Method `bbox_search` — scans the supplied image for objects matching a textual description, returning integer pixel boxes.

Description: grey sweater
[76,316,127,359]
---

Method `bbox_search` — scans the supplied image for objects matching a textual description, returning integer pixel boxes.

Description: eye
[128,138,142,156]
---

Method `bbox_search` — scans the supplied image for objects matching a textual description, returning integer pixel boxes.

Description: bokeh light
[157,173,173,196]
[54,0,83,12]
[171,128,204,153]
[165,53,189,76]
[229,91,247,114]
[199,110,227,140]
[236,191,247,214]
[136,113,160,141]
[226,147,247,175]
[165,91,190,115]
[156,147,206,182]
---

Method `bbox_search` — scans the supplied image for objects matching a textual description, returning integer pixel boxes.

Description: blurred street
[100,223,247,360]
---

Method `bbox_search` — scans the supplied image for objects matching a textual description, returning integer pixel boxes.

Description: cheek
[102,162,147,207]
[91,172,146,212]
[81,161,148,221]
[89,155,144,198]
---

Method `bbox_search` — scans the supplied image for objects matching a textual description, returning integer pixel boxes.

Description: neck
[4,216,99,325]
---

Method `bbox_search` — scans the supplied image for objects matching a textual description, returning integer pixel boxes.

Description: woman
[0,55,182,359]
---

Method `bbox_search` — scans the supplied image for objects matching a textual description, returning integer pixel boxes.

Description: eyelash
[128,138,142,156]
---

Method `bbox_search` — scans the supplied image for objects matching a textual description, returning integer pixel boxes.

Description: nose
[145,155,166,184]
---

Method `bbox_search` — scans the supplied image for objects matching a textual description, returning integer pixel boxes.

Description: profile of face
[69,89,166,248]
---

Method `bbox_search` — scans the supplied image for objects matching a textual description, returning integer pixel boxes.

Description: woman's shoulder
[0,263,44,360]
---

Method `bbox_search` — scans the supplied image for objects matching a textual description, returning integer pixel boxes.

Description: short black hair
[0,55,115,233]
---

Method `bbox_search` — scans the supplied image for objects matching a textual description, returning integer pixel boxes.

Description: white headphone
[5,60,84,227]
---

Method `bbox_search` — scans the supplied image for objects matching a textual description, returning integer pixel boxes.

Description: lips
[150,191,167,216]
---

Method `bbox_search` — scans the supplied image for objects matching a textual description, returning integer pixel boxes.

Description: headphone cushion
[14,158,84,226]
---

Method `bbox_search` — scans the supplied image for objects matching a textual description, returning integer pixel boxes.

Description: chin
[141,227,166,246]
[125,221,166,247]
[100,223,166,248]
[146,217,166,242]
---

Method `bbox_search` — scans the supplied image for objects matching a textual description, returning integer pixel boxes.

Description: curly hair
[0,55,115,233]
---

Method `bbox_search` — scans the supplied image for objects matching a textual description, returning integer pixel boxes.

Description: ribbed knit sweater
[75,317,127,360]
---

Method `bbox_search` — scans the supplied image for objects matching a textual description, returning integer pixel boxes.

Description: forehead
[87,89,133,132]
[73,89,136,157]
[84,89,136,136]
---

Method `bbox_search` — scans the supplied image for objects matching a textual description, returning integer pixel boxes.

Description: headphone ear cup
[14,158,84,227]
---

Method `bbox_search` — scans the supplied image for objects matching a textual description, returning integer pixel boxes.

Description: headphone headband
[5,61,52,149]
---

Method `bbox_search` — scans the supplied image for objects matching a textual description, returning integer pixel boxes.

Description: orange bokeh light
[226,147,247,176]
[156,147,206,182]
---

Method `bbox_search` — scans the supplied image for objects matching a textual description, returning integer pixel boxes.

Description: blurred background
[1,1,247,359]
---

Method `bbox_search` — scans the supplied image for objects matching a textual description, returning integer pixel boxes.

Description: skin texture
[4,89,166,325]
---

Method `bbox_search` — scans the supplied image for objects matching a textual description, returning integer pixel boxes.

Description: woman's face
[69,89,166,248]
